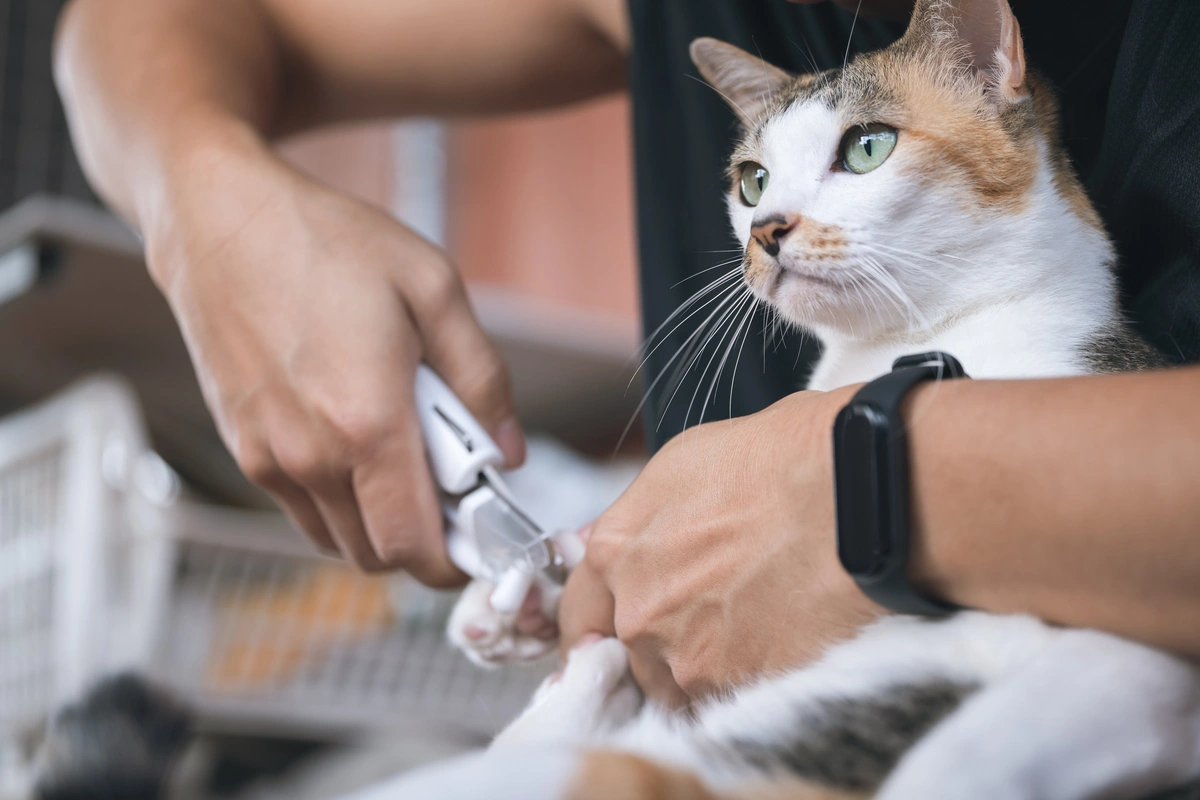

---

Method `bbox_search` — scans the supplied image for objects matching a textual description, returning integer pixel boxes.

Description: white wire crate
[0,375,551,780]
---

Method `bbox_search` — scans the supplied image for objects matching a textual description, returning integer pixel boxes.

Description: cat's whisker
[659,286,754,431]
[615,280,749,452]
[683,289,757,431]
[842,0,864,71]
[726,297,760,420]
[861,241,976,274]
[858,255,930,331]
[659,287,754,430]
[642,264,744,350]
[685,73,753,124]
[629,267,744,388]
[701,294,758,429]
[785,30,824,77]
[671,257,745,289]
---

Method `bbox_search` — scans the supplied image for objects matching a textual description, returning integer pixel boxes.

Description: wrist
[141,112,279,289]
[763,385,890,634]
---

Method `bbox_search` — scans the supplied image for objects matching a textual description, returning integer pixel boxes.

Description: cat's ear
[908,0,1027,104]
[689,38,794,125]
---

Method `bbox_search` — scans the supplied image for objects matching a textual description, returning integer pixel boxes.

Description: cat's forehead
[747,56,905,146]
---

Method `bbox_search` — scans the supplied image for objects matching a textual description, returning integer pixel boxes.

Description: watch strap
[833,352,966,616]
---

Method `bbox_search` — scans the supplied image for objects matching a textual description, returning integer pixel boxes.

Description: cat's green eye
[739,162,770,206]
[840,124,898,175]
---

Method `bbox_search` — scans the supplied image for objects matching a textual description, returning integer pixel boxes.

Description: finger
[627,647,689,710]
[234,440,340,555]
[308,480,388,572]
[354,405,468,587]
[264,478,340,556]
[265,420,387,571]
[402,259,525,466]
[557,560,617,660]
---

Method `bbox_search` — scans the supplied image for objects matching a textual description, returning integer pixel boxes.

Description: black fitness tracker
[832,352,968,616]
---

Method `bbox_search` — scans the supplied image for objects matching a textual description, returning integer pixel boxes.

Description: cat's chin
[751,264,848,328]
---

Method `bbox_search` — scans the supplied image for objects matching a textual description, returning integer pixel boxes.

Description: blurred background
[0,1,645,797]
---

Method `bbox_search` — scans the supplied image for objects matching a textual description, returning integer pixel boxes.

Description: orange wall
[280,124,395,211]
[446,95,637,324]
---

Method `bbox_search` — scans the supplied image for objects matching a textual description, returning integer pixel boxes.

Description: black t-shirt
[628,0,1200,452]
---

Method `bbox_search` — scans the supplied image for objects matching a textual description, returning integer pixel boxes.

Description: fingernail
[494,416,526,467]
[573,632,603,651]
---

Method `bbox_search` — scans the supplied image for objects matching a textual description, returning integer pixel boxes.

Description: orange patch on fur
[565,751,865,800]
[893,67,1037,211]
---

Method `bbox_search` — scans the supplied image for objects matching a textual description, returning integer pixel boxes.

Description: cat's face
[693,0,1049,341]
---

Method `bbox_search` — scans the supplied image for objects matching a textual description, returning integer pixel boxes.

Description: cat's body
[426,1,1200,798]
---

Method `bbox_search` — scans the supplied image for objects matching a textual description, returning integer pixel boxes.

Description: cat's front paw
[447,578,560,667]
[492,635,643,750]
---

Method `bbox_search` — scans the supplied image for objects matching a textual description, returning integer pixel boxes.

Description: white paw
[447,578,560,667]
[557,636,643,725]
[494,636,643,750]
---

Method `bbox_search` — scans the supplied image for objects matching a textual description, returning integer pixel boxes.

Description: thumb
[558,559,617,660]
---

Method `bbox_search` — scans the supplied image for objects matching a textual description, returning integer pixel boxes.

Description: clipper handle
[414,364,504,494]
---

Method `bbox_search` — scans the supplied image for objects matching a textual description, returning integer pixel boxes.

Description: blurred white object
[0,375,642,794]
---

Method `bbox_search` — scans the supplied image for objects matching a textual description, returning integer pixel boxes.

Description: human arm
[53,0,627,581]
[558,366,1200,705]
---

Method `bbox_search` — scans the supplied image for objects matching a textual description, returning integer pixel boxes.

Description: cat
[424,0,1200,798]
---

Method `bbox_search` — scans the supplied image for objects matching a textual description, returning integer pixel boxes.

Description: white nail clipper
[415,365,579,615]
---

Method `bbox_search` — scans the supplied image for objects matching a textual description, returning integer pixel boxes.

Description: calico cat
[425,0,1200,798]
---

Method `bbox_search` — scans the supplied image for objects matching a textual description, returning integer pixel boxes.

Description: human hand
[558,385,884,706]
[146,125,523,584]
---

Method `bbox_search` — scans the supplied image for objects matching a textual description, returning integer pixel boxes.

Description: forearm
[54,0,281,232]
[904,365,1200,659]
[53,0,625,238]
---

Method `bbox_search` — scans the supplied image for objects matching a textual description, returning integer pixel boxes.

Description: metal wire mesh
[0,442,60,737]
[154,542,545,738]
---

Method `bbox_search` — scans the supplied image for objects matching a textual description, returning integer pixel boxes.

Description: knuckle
[234,441,277,487]
[274,438,336,487]
[582,520,622,574]
[323,403,390,458]
[414,259,465,319]
[612,603,650,646]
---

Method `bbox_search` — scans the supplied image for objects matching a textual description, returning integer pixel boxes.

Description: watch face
[834,405,890,577]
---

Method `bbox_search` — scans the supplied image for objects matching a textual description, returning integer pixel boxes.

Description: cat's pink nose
[750,214,797,257]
